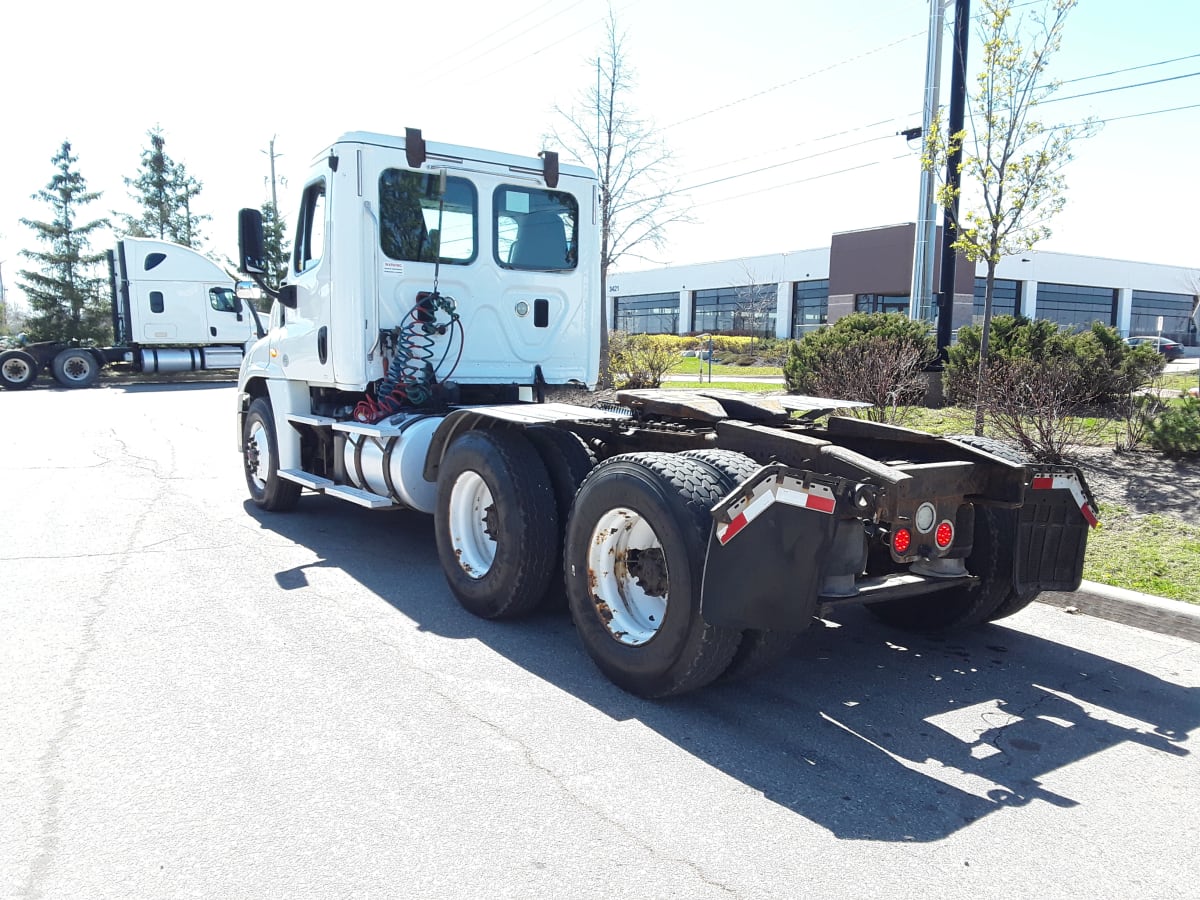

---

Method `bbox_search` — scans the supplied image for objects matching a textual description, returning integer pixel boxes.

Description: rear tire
[51,348,100,388]
[681,448,799,682]
[526,426,596,610]
[434,429,558,619]
[243,397,302,512]
[866,506,1026,633]
[564,453,742,698]
[0,350,39,390]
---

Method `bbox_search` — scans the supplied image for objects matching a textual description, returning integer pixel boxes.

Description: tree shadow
[246,495,1199,843]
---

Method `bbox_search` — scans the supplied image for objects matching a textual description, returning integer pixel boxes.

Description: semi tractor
[234,129,1097,698]
[0,238,259,390]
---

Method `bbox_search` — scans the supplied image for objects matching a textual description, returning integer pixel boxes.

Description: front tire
[243,397,301,512]
[564,453,742,698]
[434,429,558,619]
[51,348,100,388]
[0,350,39,390]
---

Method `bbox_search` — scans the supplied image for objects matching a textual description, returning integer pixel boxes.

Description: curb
[1039,581,1200,643]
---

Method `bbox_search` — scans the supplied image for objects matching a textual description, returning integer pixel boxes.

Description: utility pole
[936,0,970,356]
[909,0,947,325]
[262,136,283,212]
[0,260,8,332]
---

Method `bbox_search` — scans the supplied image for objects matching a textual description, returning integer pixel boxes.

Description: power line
[1059,52,1200,86]
[664,30,925,131]
[1043,70,1200,105]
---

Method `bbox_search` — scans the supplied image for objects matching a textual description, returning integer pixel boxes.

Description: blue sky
[1,0,1196,310]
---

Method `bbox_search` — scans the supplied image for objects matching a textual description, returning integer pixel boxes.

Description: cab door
[275,178,333,383]
[204,285,251,343]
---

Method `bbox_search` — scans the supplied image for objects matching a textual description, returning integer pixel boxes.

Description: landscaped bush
[607,331,684,388]
[1148,397,1200,457]
[944,317,1163,407]
[783,313,936,422]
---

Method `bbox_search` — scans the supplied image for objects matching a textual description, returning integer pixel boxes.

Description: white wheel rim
[3,358,31,382]
[587,507,667,646]
[448,471,496,579]
[62,355,92,382]
[247,421,271,490]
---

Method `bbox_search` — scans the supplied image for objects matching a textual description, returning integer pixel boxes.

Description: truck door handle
[210,326,217,337]
[318,326,328,365]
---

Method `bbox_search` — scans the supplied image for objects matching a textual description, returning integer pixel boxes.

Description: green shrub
[944,317,1163,407]
[784,313,936,422]
[1148,397,1200,457]
[607,331,683,388]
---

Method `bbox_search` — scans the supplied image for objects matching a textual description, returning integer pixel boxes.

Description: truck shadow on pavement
[248,496,1199,844]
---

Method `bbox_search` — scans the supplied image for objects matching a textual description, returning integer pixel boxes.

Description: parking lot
[3,382,1199,899]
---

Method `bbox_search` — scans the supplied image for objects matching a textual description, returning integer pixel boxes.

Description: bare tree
[981,355,1098,462]
[729,263,777,338]
[924,0,1096,433]
[808,336,932,425]
[550,6,690,383]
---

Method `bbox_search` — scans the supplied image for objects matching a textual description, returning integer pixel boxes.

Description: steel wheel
[447,470,498,579]
[246,419,272,494]
[52,348,99,388]
[587,506,668,646]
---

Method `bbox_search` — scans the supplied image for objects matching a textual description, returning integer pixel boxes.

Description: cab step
[277,468,397,509]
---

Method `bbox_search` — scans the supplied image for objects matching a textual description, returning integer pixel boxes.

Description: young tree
[17,141,112,342]
[119,127,209,247]
[924,0,1095,433]
[550,6,690,383]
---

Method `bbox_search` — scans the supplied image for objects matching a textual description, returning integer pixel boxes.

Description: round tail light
[935,520,954,549]
[892,527,912,555]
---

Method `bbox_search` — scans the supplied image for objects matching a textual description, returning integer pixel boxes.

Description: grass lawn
[661,380,784,393]
[1085,504,1200,604]
[673,357,784,378]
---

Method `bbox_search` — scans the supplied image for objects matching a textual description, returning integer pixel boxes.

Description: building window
[854,294,909,315]
[614,292,679,335]
[1131,289,1196,344]
[692,285,776,336]
[380,170,477,264]
[1036,282,1117,330]
[494,187,578,271]
[973,277,1021,319]
[791,279,829,338]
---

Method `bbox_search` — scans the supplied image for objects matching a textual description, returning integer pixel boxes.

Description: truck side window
[379,170,477,264]
[495,187,578,271]
[150,291,164,313]
[294,180,327,273]
[210,287,239,313]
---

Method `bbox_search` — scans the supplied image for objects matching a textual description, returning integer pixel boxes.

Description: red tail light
[892,527,912,555]
[935,521,954,549]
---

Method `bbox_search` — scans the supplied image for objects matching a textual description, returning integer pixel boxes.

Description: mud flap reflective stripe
[1031,472,1099,528]
[716,476,837,545]
[702,464,842,633]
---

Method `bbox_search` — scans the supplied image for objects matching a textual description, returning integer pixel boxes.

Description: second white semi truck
[0,237,259,390]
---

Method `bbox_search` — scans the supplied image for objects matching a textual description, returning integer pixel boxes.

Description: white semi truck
[0,237,259,390]
[234,129,1098,697]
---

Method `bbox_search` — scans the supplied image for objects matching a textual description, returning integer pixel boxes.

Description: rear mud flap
[1013,468,1097,593]
[700,465,841,632]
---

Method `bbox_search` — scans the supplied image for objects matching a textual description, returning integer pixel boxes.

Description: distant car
[1125,335,1185,361]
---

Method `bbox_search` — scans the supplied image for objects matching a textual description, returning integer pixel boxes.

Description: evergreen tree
[17,140,112,343]
[260,200,290,292]
[119,127,209,247]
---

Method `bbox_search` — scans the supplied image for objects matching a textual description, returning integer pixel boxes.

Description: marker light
[915,502,936,533]
[935,520,955,549]
[892,527,912,555]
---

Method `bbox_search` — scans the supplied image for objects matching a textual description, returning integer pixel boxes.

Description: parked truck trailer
[0,238,259,390]
[234,129,1097,697]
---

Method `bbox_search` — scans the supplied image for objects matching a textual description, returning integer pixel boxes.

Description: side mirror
[278,284,298,309]
[238,208,266,275]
